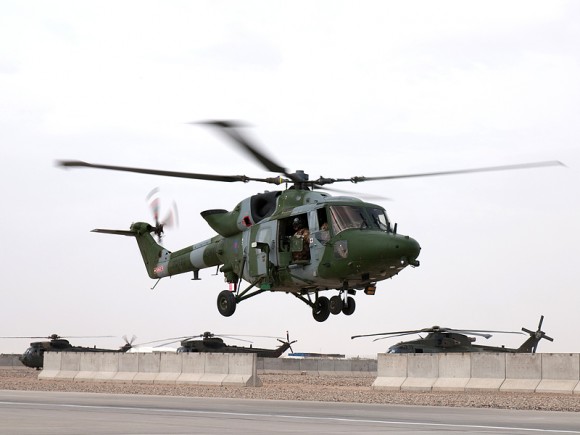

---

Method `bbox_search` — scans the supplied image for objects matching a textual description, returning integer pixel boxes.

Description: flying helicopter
[57,121,563,322]
[141,331,296,358]
[1,334,134,369]
[351,315,553,354]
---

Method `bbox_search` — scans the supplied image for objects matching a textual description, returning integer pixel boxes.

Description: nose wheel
[217,290,237,317]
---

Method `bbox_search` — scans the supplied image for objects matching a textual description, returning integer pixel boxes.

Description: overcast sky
[1,1,579,357]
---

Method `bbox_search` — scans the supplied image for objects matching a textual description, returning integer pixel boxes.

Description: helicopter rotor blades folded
[351,329,426,339]
[353,326,525,341]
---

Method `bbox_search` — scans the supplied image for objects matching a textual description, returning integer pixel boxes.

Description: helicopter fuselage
[19,339,131,369]
[177,336,290,358]
[122,188,421,321]
[143,189,420,287]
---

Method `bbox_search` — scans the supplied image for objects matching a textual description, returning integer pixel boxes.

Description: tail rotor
[146,188,179,243]
[277,331,297,353]
[521,315,553,353]
[121,334,137,352]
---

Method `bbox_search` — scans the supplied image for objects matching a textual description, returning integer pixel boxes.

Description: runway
[1,390,579,434]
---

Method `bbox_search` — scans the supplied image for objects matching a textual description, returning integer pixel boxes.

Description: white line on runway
[1,401,578,434]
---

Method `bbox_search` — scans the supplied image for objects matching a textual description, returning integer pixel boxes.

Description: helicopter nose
[404,236,421,266]
[393,235,421,267]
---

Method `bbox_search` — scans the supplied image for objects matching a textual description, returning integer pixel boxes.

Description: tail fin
[92,222,170,279]
[517,315,554,353]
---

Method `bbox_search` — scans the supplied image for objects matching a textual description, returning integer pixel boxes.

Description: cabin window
[314,207,331,244]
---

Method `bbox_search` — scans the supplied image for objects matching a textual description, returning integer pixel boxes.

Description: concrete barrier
[112,353,138,383]
[199,353,229,385]
[75,353,100,382]
[93,353,120,382]
[536,354,579,394]
[351,358,378,374]
[374,353,580,394]
[223,354,261,387]
[465,353,505,391]
[38,352,61,380]
[177,353,205,384]
[401,353,439,392]
[372,354,407,390]
[433,353,471,392]
[55,353,81,380]
[259,357,376,376]
[501,353,542,393]
[39,351,261,387]
[155,352,182,384]
[261,357,301,374]
[133,353,160,384]
[0,354,23,368]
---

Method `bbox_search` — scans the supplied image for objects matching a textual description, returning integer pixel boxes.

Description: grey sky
[1,1,579,356]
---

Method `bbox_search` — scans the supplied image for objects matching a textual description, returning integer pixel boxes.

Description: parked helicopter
[351,315,553,354]
[143,331,296,358]
[2,334,134,369]
[57,121,563,322]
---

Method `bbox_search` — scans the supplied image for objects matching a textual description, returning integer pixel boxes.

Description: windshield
[329,205,390,234]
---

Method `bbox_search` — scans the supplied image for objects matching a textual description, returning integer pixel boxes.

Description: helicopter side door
[277,208,329,268]
[277,213,312,267]
[247,221,276,280]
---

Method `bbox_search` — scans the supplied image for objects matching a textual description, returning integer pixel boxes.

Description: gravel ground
[1,368,580,412]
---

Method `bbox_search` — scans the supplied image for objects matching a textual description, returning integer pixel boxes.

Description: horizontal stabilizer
[92,228,135,236]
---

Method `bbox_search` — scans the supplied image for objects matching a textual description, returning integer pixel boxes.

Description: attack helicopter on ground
[142,331,296,358]
[351,315,553,354]
[57,121,563,322]
[1,334,134,369]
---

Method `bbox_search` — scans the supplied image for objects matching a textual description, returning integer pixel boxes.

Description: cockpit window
[329,206,390,234]
[368,207,390,231]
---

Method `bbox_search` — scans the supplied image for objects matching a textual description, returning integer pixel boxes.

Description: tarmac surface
[1,389,580,434]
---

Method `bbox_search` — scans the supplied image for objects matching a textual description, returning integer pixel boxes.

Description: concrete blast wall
[258,357,376,375]
[39,352,261,387]
[0,354,23,368]
[373,353,580,394]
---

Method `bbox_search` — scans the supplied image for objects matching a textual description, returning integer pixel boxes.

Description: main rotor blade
[333,161,565,184]
[372,332,421,341]
[446,329,524,336]
[198,120,297,181]
[352,329,424,339]
[57,160,287,185]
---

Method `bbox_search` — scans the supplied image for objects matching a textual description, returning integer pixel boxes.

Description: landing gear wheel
[329,295,343,315]
[312,296,330,322]
[342,296,356,316]
[217,290,236,317]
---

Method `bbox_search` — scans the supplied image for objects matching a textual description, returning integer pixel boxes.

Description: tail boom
[93,222,223,279]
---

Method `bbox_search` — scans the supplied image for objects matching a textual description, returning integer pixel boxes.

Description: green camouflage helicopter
[351,315,553,353]
[2,334,133,369]
[141,331,297,358]
[58,121,562,322]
